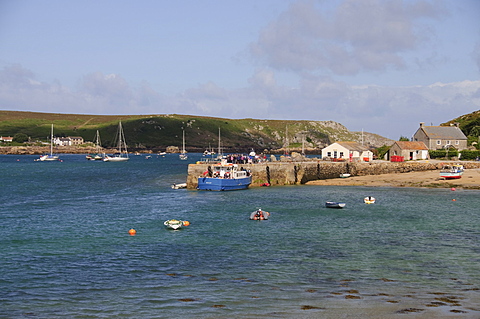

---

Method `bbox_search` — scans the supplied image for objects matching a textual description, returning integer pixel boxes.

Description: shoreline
[306,168,480,189]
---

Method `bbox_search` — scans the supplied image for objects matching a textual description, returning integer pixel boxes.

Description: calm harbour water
[1,154,479,318]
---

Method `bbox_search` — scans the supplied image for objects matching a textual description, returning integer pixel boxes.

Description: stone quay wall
[186,160,480,189]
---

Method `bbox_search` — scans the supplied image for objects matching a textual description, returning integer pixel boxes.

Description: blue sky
[1,0,479,139]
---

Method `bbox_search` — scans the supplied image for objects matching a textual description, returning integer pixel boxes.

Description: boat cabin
[212,164,248,179]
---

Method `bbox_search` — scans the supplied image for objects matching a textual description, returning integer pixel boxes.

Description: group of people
[250,209,270,220]
[224,152,267,164]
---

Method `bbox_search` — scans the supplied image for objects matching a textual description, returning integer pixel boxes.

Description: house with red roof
[389,141,429,161]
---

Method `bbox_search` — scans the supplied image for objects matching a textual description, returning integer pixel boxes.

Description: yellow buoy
[128,229,137,236]
[182,221,190,226]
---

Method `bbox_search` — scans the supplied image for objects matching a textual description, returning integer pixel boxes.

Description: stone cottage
[413,122,467,150]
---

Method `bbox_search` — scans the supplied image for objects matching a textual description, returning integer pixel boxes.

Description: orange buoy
[452,199,456,201]
[128,228,137,236]
[182,221,190,226]
[451,187,456,191]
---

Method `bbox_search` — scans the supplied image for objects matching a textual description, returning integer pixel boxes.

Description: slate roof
[394,141,428,150]
[335,141,369,152]
[421,126,467,139]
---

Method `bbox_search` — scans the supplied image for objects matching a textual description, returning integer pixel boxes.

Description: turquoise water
[1,154,479,318]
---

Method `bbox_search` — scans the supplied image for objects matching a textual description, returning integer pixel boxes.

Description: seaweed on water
[301,305,325,310]
[395,308,424,314]
[178,298,199,302]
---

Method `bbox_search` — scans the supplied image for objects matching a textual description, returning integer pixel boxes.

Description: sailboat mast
[218,127,221,156]
[285,125,289,155]
[183,129,186,152]
[95,130,101,152]
[118,121,123,152]
[50,124,54,156]
[302,132,305,155]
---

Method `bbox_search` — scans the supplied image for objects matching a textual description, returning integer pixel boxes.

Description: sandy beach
[306,167,480,189]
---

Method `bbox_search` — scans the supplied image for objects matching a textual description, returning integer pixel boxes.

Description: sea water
[1,154,479,318]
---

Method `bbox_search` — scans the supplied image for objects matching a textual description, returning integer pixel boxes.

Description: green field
[0,110,378,152]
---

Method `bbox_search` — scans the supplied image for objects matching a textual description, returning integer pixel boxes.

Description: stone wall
[186,161,480,189]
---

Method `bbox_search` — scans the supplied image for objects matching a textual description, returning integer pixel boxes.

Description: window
[436,140,441,145]
[327,152,331,157]
[339,152,344,157]
[455,140,459,145]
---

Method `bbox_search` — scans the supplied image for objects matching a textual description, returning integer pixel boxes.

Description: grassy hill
[0,111,391,152]
[443,110,480,139]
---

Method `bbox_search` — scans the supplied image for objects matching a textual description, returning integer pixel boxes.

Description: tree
[399,136,410,141]
[13,133,29,143]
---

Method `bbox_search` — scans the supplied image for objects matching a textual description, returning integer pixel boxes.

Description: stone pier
[186,160,480,189]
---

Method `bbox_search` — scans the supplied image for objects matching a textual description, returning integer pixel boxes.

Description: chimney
[420,122,424,128]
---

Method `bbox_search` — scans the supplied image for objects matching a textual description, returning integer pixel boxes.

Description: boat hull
[325,202,346,209]
[103,156,129,162]
[36,155,59,161]
[197,176,252,191]
[440,173,462,179]
[440,164,464,180]
[164,220,183,230]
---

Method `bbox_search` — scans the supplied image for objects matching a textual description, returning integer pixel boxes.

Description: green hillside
[0,111,390,152]
[443,110,480,136]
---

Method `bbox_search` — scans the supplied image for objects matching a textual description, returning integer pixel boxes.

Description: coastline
[306,168,480,189]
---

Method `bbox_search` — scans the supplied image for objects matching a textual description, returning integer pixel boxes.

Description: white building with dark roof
[321,141,373,162]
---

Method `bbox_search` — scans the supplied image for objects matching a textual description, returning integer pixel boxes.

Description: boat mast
[118,122,123,153]
[118,121,127,155]
[50,124,54,156]
[302,132,305,155]
[218,127,222,158]
[182,128,186,153]
[95,130,101,152]
[285,125,289,155]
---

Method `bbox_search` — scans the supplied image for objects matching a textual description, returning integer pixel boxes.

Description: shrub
[459,150,480,160]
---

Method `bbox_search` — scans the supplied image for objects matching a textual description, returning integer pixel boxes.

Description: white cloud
[250,0,444,75]
[1,64,479,140]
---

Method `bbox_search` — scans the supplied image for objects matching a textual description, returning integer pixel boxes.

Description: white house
[321,142,373,162]
[54,136,84,146]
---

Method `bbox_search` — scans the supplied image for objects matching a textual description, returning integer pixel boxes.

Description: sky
[1,0,479,140]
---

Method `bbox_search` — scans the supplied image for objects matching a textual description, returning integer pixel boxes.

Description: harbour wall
[186,161,480,189]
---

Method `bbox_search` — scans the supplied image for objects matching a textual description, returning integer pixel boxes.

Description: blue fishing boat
[197,163,251,191]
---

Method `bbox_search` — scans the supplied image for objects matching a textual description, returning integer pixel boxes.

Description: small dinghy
[164,219,189,230]
[171,182,187,189]
[364,196,376,204]
[325,201,346,209]
[249,209,270,220]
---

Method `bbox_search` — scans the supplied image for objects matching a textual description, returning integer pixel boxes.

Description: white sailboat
[36,124,59,161]
[86,130,104,160]
[179,129,188,160]
[103,122,129,162]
